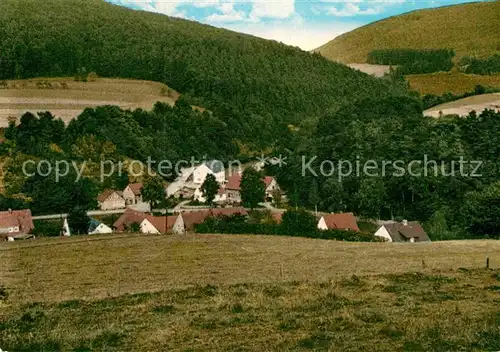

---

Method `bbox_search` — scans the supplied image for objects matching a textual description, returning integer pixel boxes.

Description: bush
[461,54,500,75]
[195,210,380,242]
[0,284,8,301]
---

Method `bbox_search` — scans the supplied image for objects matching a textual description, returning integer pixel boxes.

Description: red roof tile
[225,173,242,191]
[0,209,34,236]
[113,208,149,232]
[321,213,359,232]
[263,176,275,188]
[181,210,211,231]
[127,183,143,196]
[97,189,122,203]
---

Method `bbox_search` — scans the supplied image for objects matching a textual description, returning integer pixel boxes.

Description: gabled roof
[126,183,143,196]
[147,215,179,233]
[97,189,123,203]
[181,210,211,231]
[0,209,34,236]
[263,176,275,188]
[225,173,242,191]
[113,208,149,232]
[321,213,360,232]
[383,222,430,242]
[209,208,248,217]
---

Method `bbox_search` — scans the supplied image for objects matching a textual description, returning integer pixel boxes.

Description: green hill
[0,0,398,136]
[315,1,500,64]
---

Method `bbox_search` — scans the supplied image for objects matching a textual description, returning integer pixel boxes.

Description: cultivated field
[0,78,178,127]
[0,234,499,351]
[424,93,500,118]
[407,72,500,96]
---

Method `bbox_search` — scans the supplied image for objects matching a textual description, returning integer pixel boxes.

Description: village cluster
[0,160,430,243]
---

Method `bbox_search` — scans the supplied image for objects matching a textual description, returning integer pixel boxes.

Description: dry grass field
[424,92,500,118]
[0,77,178,127]
[0,234,499,350]
[407,72,500,96]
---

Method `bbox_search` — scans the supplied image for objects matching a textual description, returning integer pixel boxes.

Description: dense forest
[0,0,401,151]
[367,49,455,75]
[460,55,500,75]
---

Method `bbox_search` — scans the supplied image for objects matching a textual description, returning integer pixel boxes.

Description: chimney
[402,219,408,226]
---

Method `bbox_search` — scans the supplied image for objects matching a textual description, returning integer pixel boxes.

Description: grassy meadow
[0,234,499,350]
[0,78,178,127]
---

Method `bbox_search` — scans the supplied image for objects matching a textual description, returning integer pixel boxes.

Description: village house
[166,160,226,198]
[88,218,113,235]
[0,209,35,241]
[122,183,150,211]
[317,213,360,232]
[97,189,125,211]
[263,176,281,200]
[114,208,247,235]
[374,220,431,243]
[222,173,282,205]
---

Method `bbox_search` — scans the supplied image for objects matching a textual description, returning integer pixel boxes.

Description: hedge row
[461,55,500,75]
[367,49,455,75]
[194,214,381,242]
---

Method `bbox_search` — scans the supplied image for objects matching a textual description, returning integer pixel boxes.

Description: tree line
[367,49,455,75]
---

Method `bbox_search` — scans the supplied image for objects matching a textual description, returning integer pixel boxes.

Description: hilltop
[315,1,500,64]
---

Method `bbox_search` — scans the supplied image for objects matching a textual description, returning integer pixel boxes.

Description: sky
[107,0,485,50]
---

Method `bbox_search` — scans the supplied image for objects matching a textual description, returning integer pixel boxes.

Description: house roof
[321,213,360,232]
[263,176,275,188]
[225,173,242,191]
[97,189,123,203]
[272,212,283,224]
[113,208,149,232]
[126,183,143,196]
[181,210,211,231]
[209,208,248,217]
[383,222,430,242]
[0,209,34,236]
[147,215,179,233]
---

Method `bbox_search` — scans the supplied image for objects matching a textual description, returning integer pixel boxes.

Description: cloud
[206,3,246,22]
[249,0,296,21]
[326,3,382,16]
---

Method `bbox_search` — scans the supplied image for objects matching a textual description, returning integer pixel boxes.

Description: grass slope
[424,92,500,117]
[0,234,499,351]
[2,234,499,302]
[316,1,500,64]
[0,78,178,127]
[407,71,500,95]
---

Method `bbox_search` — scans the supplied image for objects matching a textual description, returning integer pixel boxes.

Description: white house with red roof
[122,183,150,211]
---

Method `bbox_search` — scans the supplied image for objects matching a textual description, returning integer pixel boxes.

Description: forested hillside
[0,0,399,145]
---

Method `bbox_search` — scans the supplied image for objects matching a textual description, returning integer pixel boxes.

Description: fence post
[486,257,490,270]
